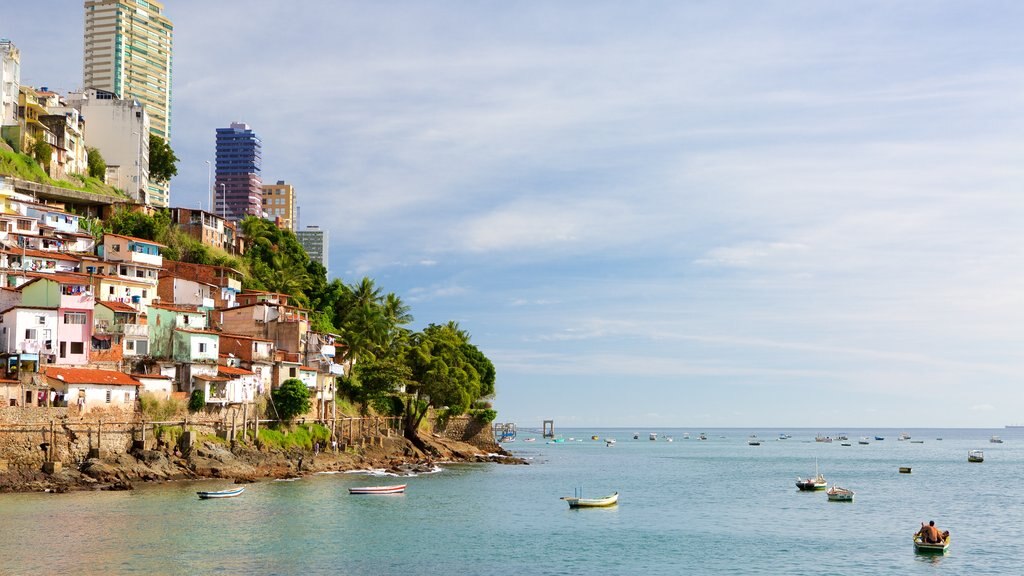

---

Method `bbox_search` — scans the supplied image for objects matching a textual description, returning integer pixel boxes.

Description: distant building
[84,0,174,207]
[65,89,150,203]
[296,225,328,272]
[215,122,262,222]
[0,39,20,132]
[261,180,295,231]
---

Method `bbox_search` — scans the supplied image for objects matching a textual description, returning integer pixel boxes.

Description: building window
[136,341,148,355]
[25,329,37,340]
[126,340,134,351]
[125,392,131,403]
[198,342,207,353]
[37,316,46,325]
[64,312,87,325]
[289,367,296,377]
[70,342,84,355]
[105,390,111,403]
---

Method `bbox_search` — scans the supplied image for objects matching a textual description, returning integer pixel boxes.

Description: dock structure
[543,420,555,438]
[493,422,516,442]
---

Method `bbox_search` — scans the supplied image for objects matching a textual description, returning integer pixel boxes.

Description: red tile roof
[218,365,255,376]
[43,367,139,386]
[96,300,139,313]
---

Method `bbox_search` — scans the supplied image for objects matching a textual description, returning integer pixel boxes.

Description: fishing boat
[196,487,245,499]
[683,432,690,439]
[968,450,984,462]
[561,491,619,509]
[348,484,407,495]
[699,433,707,440]
[874,436,885,441]
[836,433,849,441]
[990,435,1004,444]
[826,485,854,502]
[910,440,924,444]
[913,533,951,554]
[796,461,827,491]
[899,467,912,474]
[815,434,832,443]
[858,437,870,445]
[523,438,536,443]
[898,432,911,441]
[841,442,852,447]
[748,435,761,446]
[605,439,616,447]
[633,432,639,440]
[649,432,657,441]
[664,436,673,442]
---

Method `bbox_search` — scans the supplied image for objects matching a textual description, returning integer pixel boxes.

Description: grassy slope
[0,147,131,199]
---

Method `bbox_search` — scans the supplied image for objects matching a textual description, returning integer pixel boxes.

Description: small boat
[748,435,761,446]
[348,484,407,495]
[836,433,849,441]
[815,434,832,443]
[633,432,639,440]
[699,433,707,441]
[683,432,690,439]
[858,437,870,445]
[968,450,984,462]
[841,442,852,447]
[796,461,827,491]
[197,487,245,499]
[561,491,619,508]
[990,435,1004,444]
[523,438,536,443]
[605,439,616,447]
[664,436,673,442]
[826,485,854,502]
[649,432,657,441]
[874,436,885,441]
[778,433,791,440]
[899,467,912,474]
[910,440,924,444]
[914,533,951,554]
[898,432,911,441]
[591,435,600,441]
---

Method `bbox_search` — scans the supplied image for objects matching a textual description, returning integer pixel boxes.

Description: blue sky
[7,1,1024,427]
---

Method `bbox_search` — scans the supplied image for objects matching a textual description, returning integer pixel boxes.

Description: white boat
[196,487,245,499]
[348,484,407,495]
[664,436,673,442]
[836,433,849,441]
[815,434,832,443]
[748,435,761,446]
[699,433,707,441]
[649,432,657,441]
[561,491,619,508]
[858,437,870,445]
[826,484,854,502]
[968,450,984,462]
[605,439,616,447]
[898,432,911,441]
[990,435,1004,444]
[523,438,536,443]
[683,433,690,439]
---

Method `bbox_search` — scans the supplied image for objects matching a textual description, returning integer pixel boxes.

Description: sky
[5,1,1024,428]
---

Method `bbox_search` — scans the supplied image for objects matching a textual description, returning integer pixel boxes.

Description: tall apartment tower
[83,0,173,207]
[296,225,329,273]
[215,122,263,222]
[0,39,20,133]
[261,180,296,231]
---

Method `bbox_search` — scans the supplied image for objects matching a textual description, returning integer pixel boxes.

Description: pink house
[19,273,95,365]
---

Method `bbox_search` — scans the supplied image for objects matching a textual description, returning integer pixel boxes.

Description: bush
[370,395,404,417]
[272,379,311,422]
[188,389,205,413]
[471,408,498,423]
[139,393,184,421]
[154,424,183,447]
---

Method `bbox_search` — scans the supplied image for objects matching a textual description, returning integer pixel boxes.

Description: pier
[543,420,555,438]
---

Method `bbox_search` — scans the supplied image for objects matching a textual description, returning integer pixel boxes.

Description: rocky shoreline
[0,433,525,494]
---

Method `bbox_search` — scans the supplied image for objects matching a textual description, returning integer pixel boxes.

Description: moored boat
[699,433,707,440]
[899,466,912,474]
[649,432,657,441]
[197,487,245,499]
[858,437,870,445]
[968,450,984,462]
[348,484,407,495]
[605,438,616,447]
[815,434,832,443]
[561,491,619,508]
[748,435,761,446]
[633,432,639,440]
[898,432,911,441]
[826,484,854,502]
[796,460,827,491]
[874,436,885,441]
[990,435,1004,444]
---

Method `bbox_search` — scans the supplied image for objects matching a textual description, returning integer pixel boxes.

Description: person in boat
[917,521,945,544]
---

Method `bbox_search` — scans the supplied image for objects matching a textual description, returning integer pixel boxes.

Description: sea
[1,427,1022,575]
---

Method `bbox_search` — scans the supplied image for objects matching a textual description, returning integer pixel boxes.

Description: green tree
[105,208,171,243]
[31,139,52,171]
[272,378,311,422]
[148,135,178,184]
[87,147,106,180]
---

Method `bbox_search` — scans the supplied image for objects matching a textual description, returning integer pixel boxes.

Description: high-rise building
[0,39,20,131]
[83,0,173,207]
[296,225,328,273]
[215,122,263,222]
[261,180,296,231]
[66,89,149,202]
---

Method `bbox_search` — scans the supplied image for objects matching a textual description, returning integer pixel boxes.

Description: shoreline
[0,433,524,494]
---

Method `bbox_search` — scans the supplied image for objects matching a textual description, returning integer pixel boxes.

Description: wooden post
[97,418,102,456]
[242,402,248,443]
[49,419,55,461]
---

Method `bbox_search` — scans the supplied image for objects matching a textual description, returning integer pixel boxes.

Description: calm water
[1,427,1022,575]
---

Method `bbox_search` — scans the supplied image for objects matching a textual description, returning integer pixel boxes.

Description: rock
[102,480,134,491]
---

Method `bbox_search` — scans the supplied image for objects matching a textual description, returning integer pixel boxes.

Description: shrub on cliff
[139,393,184,421]
[188,389,205,413]
[272,379,311,422]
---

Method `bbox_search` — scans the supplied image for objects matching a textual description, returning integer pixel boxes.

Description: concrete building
[0,39,20,135]
[83,0,173,207]
[66,89,149,202]
[261,180,295,231]
[296,225,328,272]
[215,122,262,222]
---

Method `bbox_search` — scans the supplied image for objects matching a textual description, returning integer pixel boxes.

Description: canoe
[561,492,618,508]
[197,487,245,499]
[348,484,407,495]
[914,533,950,554]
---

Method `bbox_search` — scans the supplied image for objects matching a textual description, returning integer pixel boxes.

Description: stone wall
[436,415,496,450]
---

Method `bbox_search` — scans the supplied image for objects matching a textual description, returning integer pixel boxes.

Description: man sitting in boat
[916,521,945,544]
